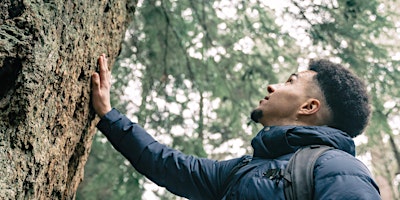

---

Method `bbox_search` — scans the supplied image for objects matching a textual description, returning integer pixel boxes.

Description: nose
[267,84,276,93]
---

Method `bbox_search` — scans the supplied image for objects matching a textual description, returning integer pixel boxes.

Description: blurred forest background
[77,0,400,199]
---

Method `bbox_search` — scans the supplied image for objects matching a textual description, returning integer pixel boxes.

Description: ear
[298,99,320,115]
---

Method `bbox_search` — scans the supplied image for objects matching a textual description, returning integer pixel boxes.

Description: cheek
[272,98,300,115]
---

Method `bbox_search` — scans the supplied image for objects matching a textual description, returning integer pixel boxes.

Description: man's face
[251,70,318,126]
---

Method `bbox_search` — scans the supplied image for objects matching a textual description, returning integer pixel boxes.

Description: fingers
[91,54,112,117]
[98,54,108,71]
[97,54,110,88]
[91,73,100,91]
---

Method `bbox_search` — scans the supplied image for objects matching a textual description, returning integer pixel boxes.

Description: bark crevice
[0,0,135,198]
[0,57,22,99]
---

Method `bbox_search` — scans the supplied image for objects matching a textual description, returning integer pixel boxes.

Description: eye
[286,77,294,84]
[285,74,298,84]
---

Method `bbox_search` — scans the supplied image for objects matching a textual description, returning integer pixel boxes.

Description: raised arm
[96,110,243,199]
[90,54,239,199]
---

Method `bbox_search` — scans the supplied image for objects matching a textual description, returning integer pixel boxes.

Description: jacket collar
[251,126,355,159]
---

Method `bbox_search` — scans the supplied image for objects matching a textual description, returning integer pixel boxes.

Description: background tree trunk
[0,0,136,199]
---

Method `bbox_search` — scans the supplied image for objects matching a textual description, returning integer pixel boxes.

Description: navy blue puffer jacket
[97,109,380,200]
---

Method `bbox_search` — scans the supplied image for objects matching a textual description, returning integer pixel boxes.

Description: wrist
[98,107,112,118]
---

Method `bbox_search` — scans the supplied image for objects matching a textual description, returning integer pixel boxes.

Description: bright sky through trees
[78,0,400,199]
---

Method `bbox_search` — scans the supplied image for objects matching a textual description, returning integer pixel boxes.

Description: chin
[250,109,263,123]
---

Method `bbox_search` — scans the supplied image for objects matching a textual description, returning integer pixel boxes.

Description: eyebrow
[289,73,299,78]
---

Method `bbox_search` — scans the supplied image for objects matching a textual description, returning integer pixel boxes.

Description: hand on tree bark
[91,54,112,117]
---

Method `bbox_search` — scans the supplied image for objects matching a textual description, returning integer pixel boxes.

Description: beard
[250,109,263,123]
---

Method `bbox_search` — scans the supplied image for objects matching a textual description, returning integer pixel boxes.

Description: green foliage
[76,133,144,200]
[79,0,400,199]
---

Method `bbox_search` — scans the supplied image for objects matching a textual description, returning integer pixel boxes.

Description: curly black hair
[308,59,370,137]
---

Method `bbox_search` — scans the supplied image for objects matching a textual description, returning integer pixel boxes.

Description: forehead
[298,70,317,77]
[295,70,322,96]
[289,70,317,81]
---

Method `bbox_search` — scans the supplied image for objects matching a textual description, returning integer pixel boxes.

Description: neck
[261,119,311,127]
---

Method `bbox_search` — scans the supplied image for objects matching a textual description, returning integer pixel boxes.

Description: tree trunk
[0,0,136,199]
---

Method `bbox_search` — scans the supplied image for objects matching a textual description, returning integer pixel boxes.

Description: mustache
[250,109,263,123]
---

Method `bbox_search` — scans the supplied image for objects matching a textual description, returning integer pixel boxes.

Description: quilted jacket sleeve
[313,149,381,200]
[97,109,241,199]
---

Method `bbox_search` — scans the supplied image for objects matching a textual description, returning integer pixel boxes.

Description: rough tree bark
[0,0,136,199]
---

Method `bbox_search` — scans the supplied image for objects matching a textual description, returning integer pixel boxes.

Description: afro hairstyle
[308,59,371,137]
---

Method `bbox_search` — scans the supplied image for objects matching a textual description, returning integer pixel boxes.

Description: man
[91,54,380,199]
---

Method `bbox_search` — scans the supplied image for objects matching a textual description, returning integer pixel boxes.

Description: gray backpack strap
[284,145,334,200]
